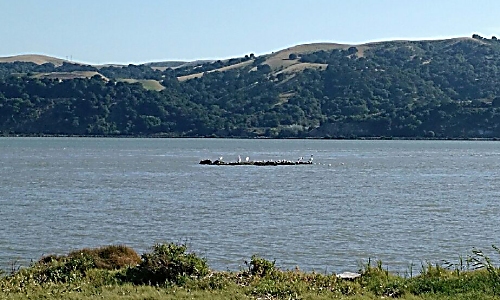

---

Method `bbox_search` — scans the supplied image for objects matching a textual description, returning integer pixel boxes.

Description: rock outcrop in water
[199,158,313,166]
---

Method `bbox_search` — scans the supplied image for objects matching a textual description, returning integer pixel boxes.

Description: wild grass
[2,243,500,299]
[39,244,141,270]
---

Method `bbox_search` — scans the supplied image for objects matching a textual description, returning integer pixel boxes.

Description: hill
[0,54,68,66]
[1,34,500,138]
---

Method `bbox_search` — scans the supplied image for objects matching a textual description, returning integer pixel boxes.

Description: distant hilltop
[0,36,484,67]
[0,35,493,80]
[0,54,69,66]
[2,34,500,139]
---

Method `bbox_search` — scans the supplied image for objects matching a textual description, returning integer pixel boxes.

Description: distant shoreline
[1,133,500,141]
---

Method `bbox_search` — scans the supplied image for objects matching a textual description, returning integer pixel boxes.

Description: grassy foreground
[1,243,500,299]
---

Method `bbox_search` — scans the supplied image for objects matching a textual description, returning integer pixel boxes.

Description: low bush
[0,245,139,287]
[4,243,500,299]
[125,243,209,286]
[34,251,95,284]
[245,255,276,277]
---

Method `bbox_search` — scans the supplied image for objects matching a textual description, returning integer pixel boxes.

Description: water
[1,138,500,273]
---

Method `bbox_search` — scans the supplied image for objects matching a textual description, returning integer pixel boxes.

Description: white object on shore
[336,272,361,280]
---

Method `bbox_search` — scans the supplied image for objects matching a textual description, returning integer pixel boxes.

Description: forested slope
[1,35,500,138]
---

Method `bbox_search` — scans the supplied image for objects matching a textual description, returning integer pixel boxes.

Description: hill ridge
[0,36,485,67]
[2,34,500,138]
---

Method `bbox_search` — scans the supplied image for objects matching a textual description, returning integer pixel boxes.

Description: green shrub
[126,243,209,286]
[28,251,95,284]
[5,245,139,286]
[246,255,276,277]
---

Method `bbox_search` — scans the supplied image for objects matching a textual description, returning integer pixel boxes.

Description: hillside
[1,34,500,138]
[0,54,68,66]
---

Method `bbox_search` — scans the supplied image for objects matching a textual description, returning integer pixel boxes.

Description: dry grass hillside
[0,54,68,66]
[2,37,485,83]
[175,38,485,81]
[177,60,253,81]
[150,60,215,71]
[177,42,367,81]
[263,43,357,69]
[32,71,107,80]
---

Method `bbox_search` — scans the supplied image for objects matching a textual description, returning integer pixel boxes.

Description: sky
[1,0,500,65]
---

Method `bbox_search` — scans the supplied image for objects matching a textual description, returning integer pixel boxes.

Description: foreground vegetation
[2,35,500,138]
[2,243,500,299]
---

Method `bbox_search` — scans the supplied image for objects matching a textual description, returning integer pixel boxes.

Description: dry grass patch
[273,43,351,59]
[262,42,370,71]
[0,54,67,66]
[216,59,253,71]
[119,79,165,91]
[263,43,350,69]
[74,245,141,270]
[177,60,253,82]
[32,71,107,80]
[279,62,328,74]
[177,72,204,81]
[39,245,141,270]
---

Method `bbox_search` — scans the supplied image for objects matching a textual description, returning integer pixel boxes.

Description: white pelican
[245,157,250,162]
[238,155,242,163]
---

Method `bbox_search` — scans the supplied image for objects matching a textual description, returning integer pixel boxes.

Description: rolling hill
[0,54,68,66]
[1,34,500,138]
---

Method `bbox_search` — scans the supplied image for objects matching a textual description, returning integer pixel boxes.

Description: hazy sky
[1,0,500,64]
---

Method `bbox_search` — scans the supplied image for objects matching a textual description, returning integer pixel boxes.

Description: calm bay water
[1,137,500,273]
